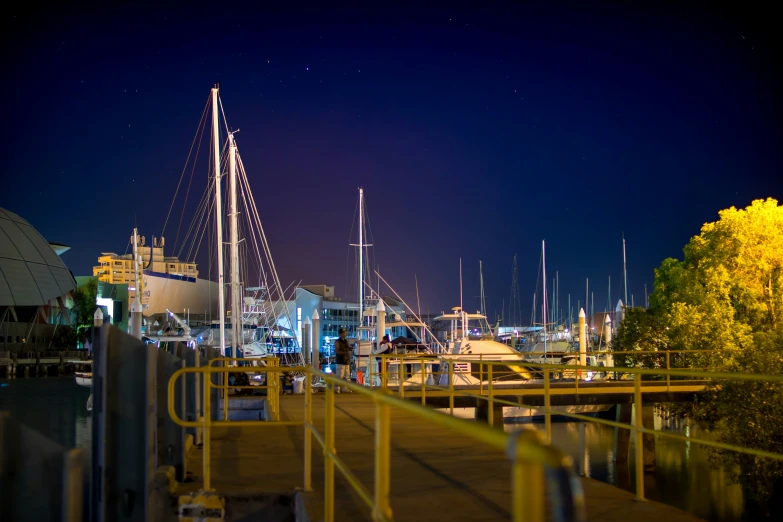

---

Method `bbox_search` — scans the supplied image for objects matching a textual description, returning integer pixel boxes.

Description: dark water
[444,407,745,522]
[0,376,92,453]
[515,419,744,522]
[0,379,745,521]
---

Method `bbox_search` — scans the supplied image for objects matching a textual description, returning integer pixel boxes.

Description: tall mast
[358,187,364,338]
[479,260,486,317]
[211,85,226,356]
[229,132,240,359]
[623,234,628,312]
[542,240,547,355]
[459,258,464,336]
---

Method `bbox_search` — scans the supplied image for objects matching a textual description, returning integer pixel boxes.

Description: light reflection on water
[0,376,92,454]
[441,407,744,522]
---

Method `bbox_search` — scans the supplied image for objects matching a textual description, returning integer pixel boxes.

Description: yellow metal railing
[167,357,585,522]
[363,352,783,502]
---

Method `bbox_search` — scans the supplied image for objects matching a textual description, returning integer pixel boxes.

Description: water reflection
[0,376,92,453]
[441,407,744,522]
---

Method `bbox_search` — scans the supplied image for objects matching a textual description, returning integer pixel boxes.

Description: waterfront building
[0,208,76,351]
[92,234,218,317]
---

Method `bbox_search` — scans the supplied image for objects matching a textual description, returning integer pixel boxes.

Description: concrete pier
[178,394,704,522]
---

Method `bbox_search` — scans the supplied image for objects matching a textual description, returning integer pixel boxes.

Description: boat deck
[179,393,703,521]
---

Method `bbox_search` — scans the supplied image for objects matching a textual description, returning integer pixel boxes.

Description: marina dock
[177,393,704,522]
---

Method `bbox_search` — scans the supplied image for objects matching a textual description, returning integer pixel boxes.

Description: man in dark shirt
[334,327,353,393]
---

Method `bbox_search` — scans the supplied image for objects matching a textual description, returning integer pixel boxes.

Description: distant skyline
[2,3,781,322]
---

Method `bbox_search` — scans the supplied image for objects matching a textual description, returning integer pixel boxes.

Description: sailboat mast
[623,235,628,312]
[229,133,240,358]
[358,187,364,338]
[211,86,226,355]
[479,260,486,317]
[542,240,547,355]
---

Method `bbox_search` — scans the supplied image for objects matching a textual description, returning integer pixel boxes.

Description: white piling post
[303,316,311,366]
[578,308,587,378]
[312,310,321,379]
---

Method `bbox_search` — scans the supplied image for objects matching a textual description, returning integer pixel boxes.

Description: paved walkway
[180,393,703,521]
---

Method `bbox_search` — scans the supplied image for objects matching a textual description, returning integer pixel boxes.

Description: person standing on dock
[334,327,353,393]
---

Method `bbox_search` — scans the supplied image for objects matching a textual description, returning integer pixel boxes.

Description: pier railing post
[373,399,392,521]
[666,352,671,392]
[634,373,645,501]
[325,380,335,522]
[479,354,484,395]
[398,360,404,398]
[421,357,426,406]
[304,368,312,492]
[488,364,494,427]
[544,368,552,443]
[223,359,229,421]
[203,367,211,491]
[510,435,545,522]
[448,361,454,415]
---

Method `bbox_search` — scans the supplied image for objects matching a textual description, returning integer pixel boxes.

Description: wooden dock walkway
[179,393,704,522]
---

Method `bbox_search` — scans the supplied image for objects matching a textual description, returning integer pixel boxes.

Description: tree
[52,325,78,350]
[612,198,783,517]
[73,279,98,327]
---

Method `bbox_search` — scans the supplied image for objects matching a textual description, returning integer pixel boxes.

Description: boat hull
[134,272,220,316]
[75,372,92,387]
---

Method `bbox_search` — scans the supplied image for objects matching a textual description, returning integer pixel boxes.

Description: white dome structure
[0,208,75,306]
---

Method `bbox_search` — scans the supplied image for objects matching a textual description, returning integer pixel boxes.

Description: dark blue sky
[2,3,780,322]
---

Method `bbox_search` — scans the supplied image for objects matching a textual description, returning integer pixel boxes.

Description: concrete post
[376,299,386,343]
[578,308,587,375]
[303,316,311,366]
[312,310,320,374]
[604,314,614,372]
[130,299,143,340]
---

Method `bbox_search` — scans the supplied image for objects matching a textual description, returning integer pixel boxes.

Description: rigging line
[374,270,445,350]
[185,172,215,261]
[237,155,296,343]
[173,101,210,254]
[191,179,217,266]
[180,181,211,261]
[161,95,211,238]
[237,168,269,291]
[345,194,359,302]
[237,154,290,334]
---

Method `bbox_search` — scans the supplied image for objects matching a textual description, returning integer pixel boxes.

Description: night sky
[2,3,780,323]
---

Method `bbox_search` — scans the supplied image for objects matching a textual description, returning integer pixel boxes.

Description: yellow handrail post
[275,359,281,421]
[203,366,212,491]
[448,360,454,416]
[511,453,544,522]
[421,357,426,406]
[399,360,405,399]
[544,368,552,443]
[373,398,393,521]
[369,353,374,388]
[666,351,671,392]
[488,364,494,427]
[634,373,645,502]
[325,381,336,522]
[304,368,312,492]
[223,359,229,421]
[381,355,387,390]
[480,354,484,395]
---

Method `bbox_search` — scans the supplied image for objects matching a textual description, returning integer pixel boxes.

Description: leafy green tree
[612,198,783,517]
[73,279,98,327]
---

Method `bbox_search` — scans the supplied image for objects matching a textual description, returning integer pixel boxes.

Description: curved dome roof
[0,208,76,306]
